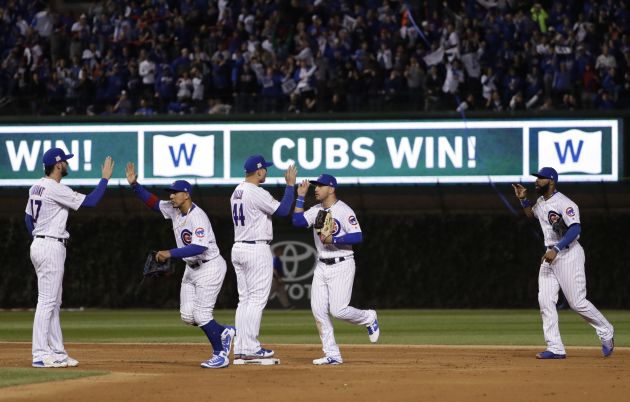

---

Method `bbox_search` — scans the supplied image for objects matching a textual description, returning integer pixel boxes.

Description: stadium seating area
[0,0,628,115]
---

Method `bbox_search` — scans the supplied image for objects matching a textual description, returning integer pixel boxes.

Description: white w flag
[153,133,215,177]
[423,46,444,66]
[538,129,601,174]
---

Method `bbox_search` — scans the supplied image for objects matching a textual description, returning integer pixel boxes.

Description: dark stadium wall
[1,212,628,309]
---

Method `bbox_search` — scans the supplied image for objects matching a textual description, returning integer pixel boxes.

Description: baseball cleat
[201,352,229,369]
[313,356,343,365]
[233,348,275,361]
[32,357,68,368]
[602,337,614,357]
[221,326,236,355]
[536,350,566,359]
[62,357,79,367]
[366,310,380,343]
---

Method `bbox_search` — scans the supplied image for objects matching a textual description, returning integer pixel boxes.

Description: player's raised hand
[512,183,527,199]
[297,179,310,197]
[125,162,138,185]
[285,164,297,186]
[101,156,115,179]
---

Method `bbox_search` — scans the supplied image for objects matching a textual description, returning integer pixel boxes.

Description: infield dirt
[1,343,628,402]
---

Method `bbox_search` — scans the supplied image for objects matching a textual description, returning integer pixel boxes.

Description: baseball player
[230,155,296,364]
[513,167,614,359]
[292,173,379,365]
[26,148,114,368]
[125,163,235,368]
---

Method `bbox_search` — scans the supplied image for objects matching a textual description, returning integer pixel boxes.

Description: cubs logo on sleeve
[195,227,205,238]
[348,215,358,226]
[565,207,575,217]
[181,229,192,245]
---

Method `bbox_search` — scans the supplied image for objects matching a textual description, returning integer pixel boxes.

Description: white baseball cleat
[366,310,380,343]
[62,357,79,367]
[32,356,68,368]
[313,356,343,365]
[201,352,229,369]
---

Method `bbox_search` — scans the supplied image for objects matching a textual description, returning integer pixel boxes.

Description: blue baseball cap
[42,148,74,166]
[532,167,558,182]
[244,154,273,173]
[309,173,337,188]
[165,180,192,194]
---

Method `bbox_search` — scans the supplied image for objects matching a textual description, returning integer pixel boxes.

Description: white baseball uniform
[303,200,376,360]
[532,191,614,354]
[26,177,85,362]
[230,182,278,355]
[158,202,226,326]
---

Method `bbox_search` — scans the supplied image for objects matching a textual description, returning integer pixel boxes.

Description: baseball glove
[143,251,175,278]
[314,210,334,240]
[551,218,569,237]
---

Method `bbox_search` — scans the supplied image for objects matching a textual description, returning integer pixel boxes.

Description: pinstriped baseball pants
[231,243,273,355]
[180,256,227,327]
[311,258,373,359]
[538,242,614,354]
[30,238,67,361]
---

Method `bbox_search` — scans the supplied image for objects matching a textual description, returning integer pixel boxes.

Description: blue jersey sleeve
[273,185,295,217]
[81,178,109,208]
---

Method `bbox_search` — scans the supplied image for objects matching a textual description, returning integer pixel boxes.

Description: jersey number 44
[232,203,245,226]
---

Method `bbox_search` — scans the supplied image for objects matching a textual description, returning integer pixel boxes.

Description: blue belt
[35,235,67,247]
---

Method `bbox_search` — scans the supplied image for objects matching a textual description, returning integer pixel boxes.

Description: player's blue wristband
[519,198,532,208]
[295,196,305,209]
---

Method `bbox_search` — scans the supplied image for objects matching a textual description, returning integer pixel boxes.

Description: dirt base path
[1,343,628,402]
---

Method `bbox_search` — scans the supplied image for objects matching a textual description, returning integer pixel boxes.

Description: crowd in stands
[0,0,628,116]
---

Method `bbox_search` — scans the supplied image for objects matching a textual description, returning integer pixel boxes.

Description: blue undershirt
[555,223,581,250]
[131,182,161,212]
[81,178,109,207]
[25,213,34,237]
[292,212,363,244]
[170,244,207,259]
[273,185,295,217]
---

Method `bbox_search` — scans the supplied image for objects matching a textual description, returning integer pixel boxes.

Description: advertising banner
[0,120,620,185]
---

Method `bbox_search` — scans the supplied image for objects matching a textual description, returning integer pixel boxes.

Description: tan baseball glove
[314,210,334,241]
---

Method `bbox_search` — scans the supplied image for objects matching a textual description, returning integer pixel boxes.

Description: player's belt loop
[34,235,67,247]
[187,259,209,268]
[319,257,346,265]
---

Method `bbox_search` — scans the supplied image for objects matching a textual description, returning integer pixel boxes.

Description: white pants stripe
[311,258,372,359]
[180,257,227,326]
[30,238,67,361]
[538,243,614,354]
[231,243,273,355]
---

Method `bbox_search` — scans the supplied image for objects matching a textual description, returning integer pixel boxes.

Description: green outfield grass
[0,309,628,346]
[0,368,106,388]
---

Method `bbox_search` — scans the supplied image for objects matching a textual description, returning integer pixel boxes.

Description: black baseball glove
[552,218,569,237]
[143,251,175,278]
